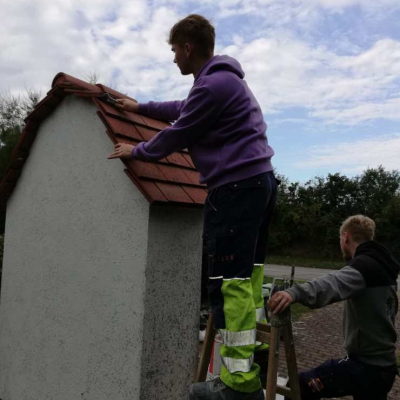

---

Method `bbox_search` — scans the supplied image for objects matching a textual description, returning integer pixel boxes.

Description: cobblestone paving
[278,301,400,400]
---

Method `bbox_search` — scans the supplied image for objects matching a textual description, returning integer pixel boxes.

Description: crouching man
[269,215,399,400]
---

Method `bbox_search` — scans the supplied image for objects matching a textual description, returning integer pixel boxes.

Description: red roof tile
[182,186,208,204]
[154,182,194,204]
[98,113,143,142]
[135,125,159,141]
[0,72,206,208]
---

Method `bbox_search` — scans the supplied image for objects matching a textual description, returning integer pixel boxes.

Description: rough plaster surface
[0,96,204,400]
[0,96,152,400]
[141,205,203,400]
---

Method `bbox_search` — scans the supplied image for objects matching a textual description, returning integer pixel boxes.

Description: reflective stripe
[254,263,264,267]
[209,277,252,281]
[221,354,254,373]
[223,277,251,281]
[256,307,266,322]
[219,329,256,347]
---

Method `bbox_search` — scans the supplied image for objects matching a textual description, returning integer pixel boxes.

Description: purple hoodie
[133,55,274,190]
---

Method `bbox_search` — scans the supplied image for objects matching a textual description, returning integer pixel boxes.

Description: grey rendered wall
[0,96,151,400]
[141,205,203,400]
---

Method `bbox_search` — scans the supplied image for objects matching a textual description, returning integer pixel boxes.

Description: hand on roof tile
[108,143,135,159]
[115,98,139,113]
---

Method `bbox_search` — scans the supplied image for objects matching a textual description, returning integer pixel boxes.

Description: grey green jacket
[286,241,399,367]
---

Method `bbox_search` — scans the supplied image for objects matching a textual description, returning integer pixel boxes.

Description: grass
[266,254,344,270]
[291,303,313,322]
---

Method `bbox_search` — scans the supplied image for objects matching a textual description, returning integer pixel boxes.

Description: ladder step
[256,321,271,333]
[255,330,271,343]
[276,385,291,397]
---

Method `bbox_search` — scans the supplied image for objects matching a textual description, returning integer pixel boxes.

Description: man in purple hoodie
[109,14,276,400]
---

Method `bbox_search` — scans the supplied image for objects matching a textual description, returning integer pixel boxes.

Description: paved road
[265,263,335,281]
[265,263,400,287]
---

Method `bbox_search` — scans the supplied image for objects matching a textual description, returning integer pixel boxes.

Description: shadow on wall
[0,234,3,291]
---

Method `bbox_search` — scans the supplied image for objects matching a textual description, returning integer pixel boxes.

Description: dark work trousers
[202,171,278,330]
[297,356,398,400]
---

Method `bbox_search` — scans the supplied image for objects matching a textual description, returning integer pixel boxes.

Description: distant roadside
[267,254,344,270]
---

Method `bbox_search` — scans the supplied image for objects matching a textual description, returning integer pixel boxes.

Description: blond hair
[340,215,375,243]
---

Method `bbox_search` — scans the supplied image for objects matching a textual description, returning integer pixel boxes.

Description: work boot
[189,378,264,400]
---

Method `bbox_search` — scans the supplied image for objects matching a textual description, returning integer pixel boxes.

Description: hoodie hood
[351,241,400,287]
[195,55,245,82]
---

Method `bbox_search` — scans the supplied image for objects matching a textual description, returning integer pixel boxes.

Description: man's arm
[139,100,186,122]
[268,266,366,314]
[132,86,219,161]
[115,98,186,122]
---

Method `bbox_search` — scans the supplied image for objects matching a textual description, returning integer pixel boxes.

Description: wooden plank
[265,326,280,400]
[256,330,271,344]
[195,313,216,383]
[256,321,272,334]
[282,323,301,400]
[276,386,292,397]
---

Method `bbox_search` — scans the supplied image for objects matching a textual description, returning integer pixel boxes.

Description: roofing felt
[0,73,207,208]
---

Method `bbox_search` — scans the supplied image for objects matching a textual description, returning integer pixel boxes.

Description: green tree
[357,166,400,218]
[0,90,41,235]
[0,90,41,179]
[270,166,400,261]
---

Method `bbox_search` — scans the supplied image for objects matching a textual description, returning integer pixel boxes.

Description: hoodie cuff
[138,103,149,115]
[285,287,302,303]
[131,142,146,160]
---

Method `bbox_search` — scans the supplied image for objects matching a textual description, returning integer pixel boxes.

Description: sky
[1,0,400,182]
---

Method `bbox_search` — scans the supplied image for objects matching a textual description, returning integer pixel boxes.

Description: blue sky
[1,0,400,182]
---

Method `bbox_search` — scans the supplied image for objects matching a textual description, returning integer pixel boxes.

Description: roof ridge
[0,73,206,209]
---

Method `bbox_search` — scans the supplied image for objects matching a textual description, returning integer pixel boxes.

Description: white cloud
[220,35,400,124]
[296,134,400,174]
[0,0,192,100]
[310,98,400,125]
[198,0,399,25]
[1,0,400,124]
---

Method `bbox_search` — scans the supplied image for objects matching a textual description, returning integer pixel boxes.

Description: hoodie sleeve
[286,266,366,309]
[138,100,186,122]
[132,86,219,161]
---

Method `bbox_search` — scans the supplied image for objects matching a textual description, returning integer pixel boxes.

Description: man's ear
[184,42,193,57]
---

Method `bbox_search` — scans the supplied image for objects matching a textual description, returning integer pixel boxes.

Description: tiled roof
[0,73,207,208]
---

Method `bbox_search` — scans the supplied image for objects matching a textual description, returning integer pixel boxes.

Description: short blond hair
[340,215,375,243]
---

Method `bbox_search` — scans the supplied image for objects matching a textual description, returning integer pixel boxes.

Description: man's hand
[268,291,294,314]
[108,143,135,159]
[115,98,139,113]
